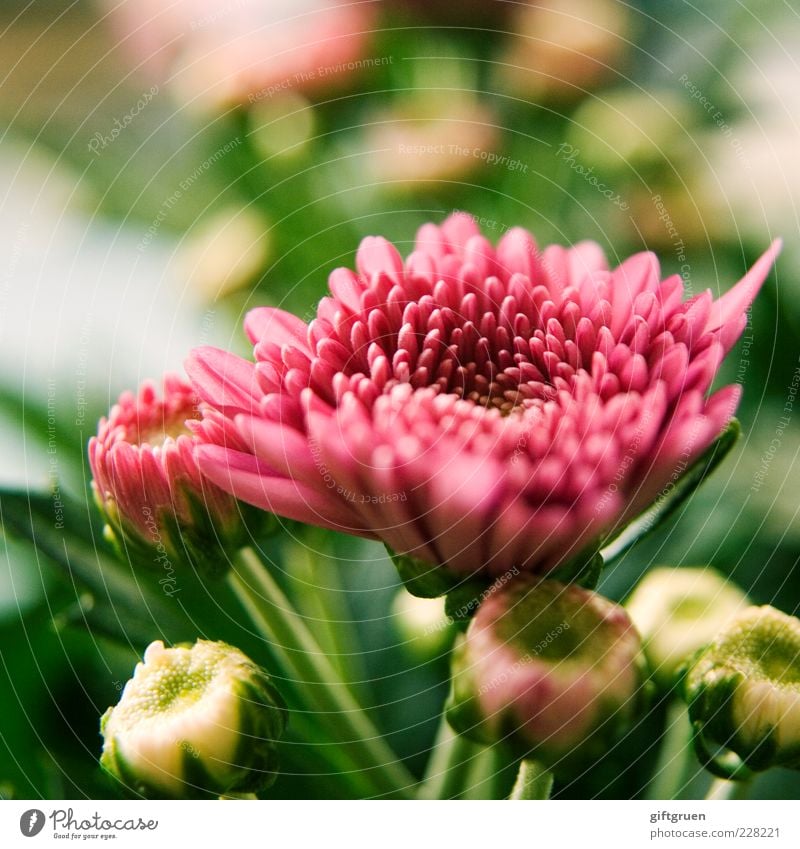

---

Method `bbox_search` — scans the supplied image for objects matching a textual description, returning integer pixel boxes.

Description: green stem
[285,536,367,694]
[418,720,480,799]
[509,760,554,800]
[461,745,512,800]
[706,777,753,800]
[646,701,693,800]
[228,546,415,798]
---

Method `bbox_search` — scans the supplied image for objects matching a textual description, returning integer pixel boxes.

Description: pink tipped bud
[447,576,646,772]
[89,375,253,580]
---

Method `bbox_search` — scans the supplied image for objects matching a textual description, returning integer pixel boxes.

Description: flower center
[137,413,198,447]
[459,371,554,415]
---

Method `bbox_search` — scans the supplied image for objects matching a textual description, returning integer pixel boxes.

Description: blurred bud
[101,640,287,798]
[103,0,377,110]
[684,606,800,776]
[569,89,692,173]
[363,94,500,190]
[447,577,645,771]
[175,206,269,301]
[626,567,750,687]
[89,376,253,580]
[392,589,453,657]
[250,93,316,161]
[497,0,632,102]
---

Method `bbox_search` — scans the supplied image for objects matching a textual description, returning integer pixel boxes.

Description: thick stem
[509,760,554,800]
[706,777,753,800]
[418,720,481,799]
[646,701,693,800]
[461,745,512,800]
[228,547,415,798]
[286,536,367,694]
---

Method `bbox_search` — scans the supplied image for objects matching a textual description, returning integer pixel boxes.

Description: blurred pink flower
[186,214,780,578]
[102,0,377,107]
[89,375,247,576]
[497,0,632,103]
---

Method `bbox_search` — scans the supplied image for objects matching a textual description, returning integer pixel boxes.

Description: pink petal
[356,236,404,285]
[195,445,367,533]
[497,227,539,281]
[440,212,481,253]
[706,239,782,332]
[244,307,310,351]
[234,414,318,484]
[185,347,260,414]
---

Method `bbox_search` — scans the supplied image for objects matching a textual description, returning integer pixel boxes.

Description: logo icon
[19,810,45,837]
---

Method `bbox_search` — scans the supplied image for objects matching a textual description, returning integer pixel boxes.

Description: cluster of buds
[447,576,646,773]
[101,640,287,798]
[683,605,800,777]
[89,375,256,581]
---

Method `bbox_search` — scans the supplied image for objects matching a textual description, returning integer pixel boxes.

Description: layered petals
[187,214,780,578]
[89,375,249,577]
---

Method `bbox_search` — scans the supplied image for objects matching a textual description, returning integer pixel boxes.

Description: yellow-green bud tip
[100,640,286,798]
[684,605,800,775]
[626,567,749,686]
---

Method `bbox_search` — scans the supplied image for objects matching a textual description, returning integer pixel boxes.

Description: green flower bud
[446,577,646,772]
[626,567,750,686]
[391,589,453,657]
[101,640,287,798]
[684,606,800,776]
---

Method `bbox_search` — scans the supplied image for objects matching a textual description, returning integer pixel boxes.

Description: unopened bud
[684,606,800,775]
[446,577,645,771]
[392,589,452,657]
[101,640,287,798]
[89,376,256,579]
[626,567,749,686]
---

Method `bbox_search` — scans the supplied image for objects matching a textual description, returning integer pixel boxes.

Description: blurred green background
[0,0,797,799]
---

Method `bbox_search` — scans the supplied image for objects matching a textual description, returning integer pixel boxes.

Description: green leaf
[600,419,741,565]
[0,488,189,642]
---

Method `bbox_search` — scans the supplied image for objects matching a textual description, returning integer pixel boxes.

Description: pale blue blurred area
[0,137,236,615]
[0,137,235,490]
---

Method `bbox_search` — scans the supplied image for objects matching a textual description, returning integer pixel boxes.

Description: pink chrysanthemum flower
[89,375,250,579]
[186,214,780,580]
